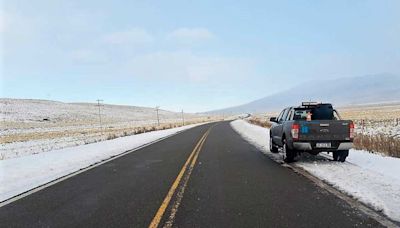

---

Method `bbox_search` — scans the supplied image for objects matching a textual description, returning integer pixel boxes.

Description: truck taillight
[349,122,355,139]
[291,123,300,140]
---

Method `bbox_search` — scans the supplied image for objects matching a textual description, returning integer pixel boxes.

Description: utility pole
[181,109,185,126]
[155,106,160,126]
[96,99,104,135]
[2,101,7,123]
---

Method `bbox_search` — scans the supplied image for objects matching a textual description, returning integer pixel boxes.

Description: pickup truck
[269,102,354,163]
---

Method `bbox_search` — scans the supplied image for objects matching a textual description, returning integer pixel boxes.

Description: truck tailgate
[297,120,352,141]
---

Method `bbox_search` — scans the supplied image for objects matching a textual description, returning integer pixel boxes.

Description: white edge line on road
[0,122,214,208]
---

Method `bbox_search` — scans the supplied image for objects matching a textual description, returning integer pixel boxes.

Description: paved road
[0,122,383,227]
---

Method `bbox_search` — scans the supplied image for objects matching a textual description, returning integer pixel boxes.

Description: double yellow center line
[149,125,214,228]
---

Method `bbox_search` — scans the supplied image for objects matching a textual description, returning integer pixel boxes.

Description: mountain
[208,74,400,114]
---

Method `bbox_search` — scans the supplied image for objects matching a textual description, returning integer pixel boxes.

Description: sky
[1,0,399,112]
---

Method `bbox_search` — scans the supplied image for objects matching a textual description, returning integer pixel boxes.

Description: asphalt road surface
[0,121,384,227]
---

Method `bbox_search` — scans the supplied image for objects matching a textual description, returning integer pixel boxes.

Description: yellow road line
[163,130,211,228]
[148,127,212,228]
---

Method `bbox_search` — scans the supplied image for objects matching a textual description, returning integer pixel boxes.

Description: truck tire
[283,139,295,163]
[338,150,349,162]
[332,151,339,161]
[269,136,279,153]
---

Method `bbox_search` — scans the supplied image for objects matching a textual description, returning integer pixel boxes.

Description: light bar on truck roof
[302,101,321,106]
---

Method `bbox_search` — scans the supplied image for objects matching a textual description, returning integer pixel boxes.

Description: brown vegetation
[0,120,210,144]
[247,117,272,128]
[353,133,400,158]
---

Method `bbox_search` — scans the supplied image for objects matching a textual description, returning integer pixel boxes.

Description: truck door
[271,109,285,145]
[274,108,290,146]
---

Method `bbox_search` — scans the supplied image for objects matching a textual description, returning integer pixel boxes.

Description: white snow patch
[0,123,205,202]
[230,119,400,222]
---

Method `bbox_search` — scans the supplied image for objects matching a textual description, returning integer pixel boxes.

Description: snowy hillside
[0,99,213,159]
[0,99,198,123]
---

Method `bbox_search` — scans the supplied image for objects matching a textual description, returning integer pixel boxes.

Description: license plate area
[316,142,331,148]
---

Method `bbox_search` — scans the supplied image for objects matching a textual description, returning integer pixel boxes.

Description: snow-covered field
[230,119,400,222]
[338,103,400,139]
[1,99,215,159]
[0,123,206,202]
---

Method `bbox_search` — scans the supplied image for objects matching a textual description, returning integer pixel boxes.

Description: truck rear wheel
[269,136,279,153]
[332,152,339,161]
[338,150,349,162]
[283,139,295,163]
[333,150,348,162]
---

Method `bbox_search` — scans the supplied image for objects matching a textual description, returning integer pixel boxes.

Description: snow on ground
[338,103,400,139]
[354,119,400,139]
[0,98,196,123]
[0,123,205,202]
[1,98,213,159]
[230,119,400,222]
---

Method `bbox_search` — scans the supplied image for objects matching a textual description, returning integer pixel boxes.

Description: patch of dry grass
[353,133,400,157]
[102,121,211,142]
[338,103,400,120]
[0,119,212,144]
[339,104,400,157]
[247,117,272,128]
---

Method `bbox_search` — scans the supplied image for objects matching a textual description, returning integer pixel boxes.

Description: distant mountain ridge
[208,74,400,114]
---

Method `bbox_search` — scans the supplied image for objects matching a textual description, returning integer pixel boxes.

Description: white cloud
[102,28,154,45]
[167,28,215,43]
[125,51,254,83]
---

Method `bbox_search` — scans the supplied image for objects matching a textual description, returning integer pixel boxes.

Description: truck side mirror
[270,117,277,122]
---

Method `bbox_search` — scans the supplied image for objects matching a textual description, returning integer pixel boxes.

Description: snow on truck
[269,102,354,162]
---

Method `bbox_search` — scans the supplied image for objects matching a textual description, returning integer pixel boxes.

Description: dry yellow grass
[353,133,400,157]
[337,103,400,121]
[248,117,272,128]
[0,119,213,144]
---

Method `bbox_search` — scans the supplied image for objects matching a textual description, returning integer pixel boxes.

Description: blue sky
[1,0,399,112]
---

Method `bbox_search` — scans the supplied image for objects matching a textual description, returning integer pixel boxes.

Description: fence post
[361,119,365,134]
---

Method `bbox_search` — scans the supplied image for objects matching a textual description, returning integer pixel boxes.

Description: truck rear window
[294,106,334,120]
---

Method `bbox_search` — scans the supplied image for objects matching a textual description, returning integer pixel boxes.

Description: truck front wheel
[283,139,295,163]
[269,136,279,153]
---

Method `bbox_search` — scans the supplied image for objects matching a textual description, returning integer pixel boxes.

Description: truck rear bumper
[293,142,312,150]
[292,142,353,151]
[337,142,353,150]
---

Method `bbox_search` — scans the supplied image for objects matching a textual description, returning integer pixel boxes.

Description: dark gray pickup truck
[269,102,354,162]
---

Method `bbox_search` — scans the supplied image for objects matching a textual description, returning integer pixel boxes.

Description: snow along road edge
[0,122,210,204]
